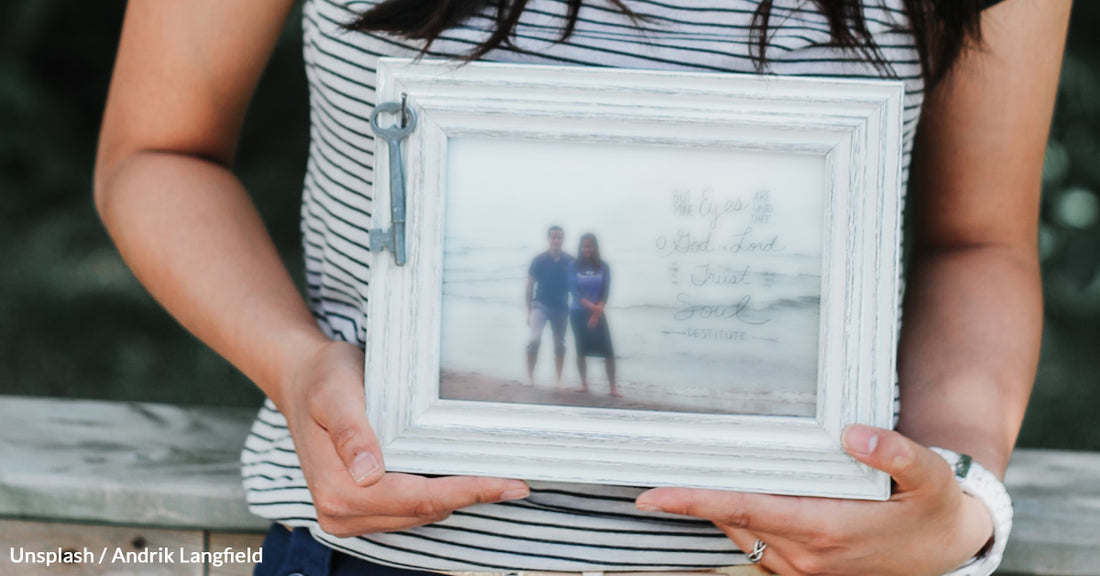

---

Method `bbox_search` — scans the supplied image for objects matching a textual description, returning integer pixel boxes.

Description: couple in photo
[525,226,619,396]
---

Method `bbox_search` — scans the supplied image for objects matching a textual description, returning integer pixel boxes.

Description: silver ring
[747,538,767,564]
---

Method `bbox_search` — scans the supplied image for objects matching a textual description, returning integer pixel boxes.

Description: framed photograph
[364,58,904,500]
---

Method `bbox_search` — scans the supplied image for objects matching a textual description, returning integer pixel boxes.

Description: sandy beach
[439,368,814,415]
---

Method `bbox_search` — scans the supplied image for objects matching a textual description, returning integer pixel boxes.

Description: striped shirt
[240,0,990,571]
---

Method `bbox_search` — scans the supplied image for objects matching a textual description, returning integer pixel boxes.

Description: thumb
[313,386,386,487]
[842,424,951,493]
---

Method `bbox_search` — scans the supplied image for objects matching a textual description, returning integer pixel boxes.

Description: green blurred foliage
[0,2,1096,449]
[1017,4,1100,451]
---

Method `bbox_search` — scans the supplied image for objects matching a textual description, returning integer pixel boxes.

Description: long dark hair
[577,233,603,270]
[345,0,985,88]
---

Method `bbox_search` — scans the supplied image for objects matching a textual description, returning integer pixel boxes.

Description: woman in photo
[93,0,1067,574]
[567,233,619,397]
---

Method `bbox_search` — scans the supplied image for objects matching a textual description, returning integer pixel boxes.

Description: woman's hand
[280,340,530,537]
[586,303,606,329]
[635,425,994,576]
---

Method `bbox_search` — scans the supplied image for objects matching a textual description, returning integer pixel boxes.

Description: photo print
[438,136,826,417]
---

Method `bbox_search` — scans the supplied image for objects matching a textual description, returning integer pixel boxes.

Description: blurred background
[1,2,1096,449]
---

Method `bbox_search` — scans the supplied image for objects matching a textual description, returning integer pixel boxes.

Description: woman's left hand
[635,425,994,576]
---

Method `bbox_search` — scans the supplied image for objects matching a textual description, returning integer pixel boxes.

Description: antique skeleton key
[368,96,417,266]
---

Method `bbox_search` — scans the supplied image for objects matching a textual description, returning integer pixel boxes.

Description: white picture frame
[365,58,904,500]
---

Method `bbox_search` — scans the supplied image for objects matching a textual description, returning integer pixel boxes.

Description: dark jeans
[254,523,441,576]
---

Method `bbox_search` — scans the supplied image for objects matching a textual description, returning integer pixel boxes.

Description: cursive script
[673,293,770,325]
[690,264,751,287]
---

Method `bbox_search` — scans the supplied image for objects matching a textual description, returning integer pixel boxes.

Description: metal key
[368,97,417,266]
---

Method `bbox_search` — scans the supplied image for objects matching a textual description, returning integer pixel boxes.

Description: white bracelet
[929,447,1013,576]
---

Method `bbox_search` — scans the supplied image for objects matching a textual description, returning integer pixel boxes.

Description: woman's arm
[583,263,610,318]
[897,0,1069,476]
[95,0,314,403]
[636,1,1071,574]
[96,0,527,537]
[575,265,610,312]
[599,263,610,307]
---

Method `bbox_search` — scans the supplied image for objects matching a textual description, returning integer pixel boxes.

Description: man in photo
[525,225,574,387]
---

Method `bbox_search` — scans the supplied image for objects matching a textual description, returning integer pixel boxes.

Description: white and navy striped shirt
[240,0,981,571]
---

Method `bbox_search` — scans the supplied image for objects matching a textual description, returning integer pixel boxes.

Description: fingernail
[350,452,380,484]
[499,486,530,501]
[843,425,879,456]
[636,502,662,512]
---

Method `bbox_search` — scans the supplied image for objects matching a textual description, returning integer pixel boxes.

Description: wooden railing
[1,396,1096,576]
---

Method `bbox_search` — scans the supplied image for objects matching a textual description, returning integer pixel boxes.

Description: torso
[572,263,608,310]
[241,0,924,570]
[532,252,574,311]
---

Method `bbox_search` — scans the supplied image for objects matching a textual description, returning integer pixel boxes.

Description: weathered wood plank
[206,532,267,576]
[0,519,203,576]
[0,396,268,531]
[1,397,1099,575]
[998,449,1100,576]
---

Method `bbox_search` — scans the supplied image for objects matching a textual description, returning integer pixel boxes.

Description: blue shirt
[528,251,574,312]
[568,261,610,311]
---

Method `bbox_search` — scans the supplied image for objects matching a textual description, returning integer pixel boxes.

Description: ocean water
[438,137,825,416]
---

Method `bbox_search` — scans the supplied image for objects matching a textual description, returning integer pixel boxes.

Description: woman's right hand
[280,340,530,537]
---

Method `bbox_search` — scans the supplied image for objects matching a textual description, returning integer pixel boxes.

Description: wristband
[929,447,1013,576]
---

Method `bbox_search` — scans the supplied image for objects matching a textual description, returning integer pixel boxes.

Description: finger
[309,366,385,487]
[842,425,953,493]
[296,409,389,524]
[361,473,529,518]
[304,462,526,534]
[302,451,527,534]
[717,526,789,576]
[635,488,821,537]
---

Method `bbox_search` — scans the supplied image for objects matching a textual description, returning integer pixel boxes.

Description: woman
[93,0,1069,575]
[568,233,619,397]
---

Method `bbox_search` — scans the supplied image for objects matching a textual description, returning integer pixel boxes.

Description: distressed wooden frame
[365,58,904,500]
